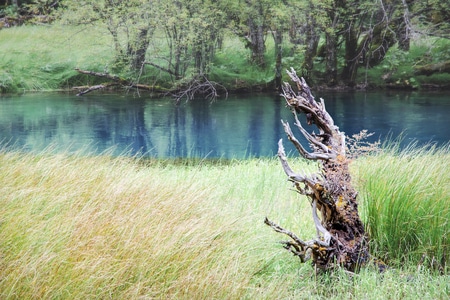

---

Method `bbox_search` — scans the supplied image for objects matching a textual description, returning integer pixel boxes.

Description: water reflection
[0,91,448,158]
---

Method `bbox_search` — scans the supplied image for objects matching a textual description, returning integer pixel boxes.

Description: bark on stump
[265,68,370,272]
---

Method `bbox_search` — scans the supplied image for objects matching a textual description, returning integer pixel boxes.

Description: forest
[0,0,449,95]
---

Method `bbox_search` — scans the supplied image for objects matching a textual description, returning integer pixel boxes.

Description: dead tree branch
[73,68,227,101]
[73,68,166,96]
[169,75,228,103]
[143,61,179,78]
[75,83,118,96]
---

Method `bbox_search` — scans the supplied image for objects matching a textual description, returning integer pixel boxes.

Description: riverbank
[1,25,449,95]
[0,146,448,299]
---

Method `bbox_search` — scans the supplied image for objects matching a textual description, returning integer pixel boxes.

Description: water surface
[0,91,448,158]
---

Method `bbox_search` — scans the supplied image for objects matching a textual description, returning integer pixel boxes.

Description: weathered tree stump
[265,68,371,272]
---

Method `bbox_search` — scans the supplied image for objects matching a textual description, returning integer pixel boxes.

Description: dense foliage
[0,0,449,92]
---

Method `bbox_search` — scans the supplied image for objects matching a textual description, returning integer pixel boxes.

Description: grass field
[0,25,112,92]
[0,146,448,299]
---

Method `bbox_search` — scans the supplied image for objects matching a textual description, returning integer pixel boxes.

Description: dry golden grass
[1,149,448,299]
[0,151,314,299]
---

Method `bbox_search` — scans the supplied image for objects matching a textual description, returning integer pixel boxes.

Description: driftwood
[265,68,382,272]
[74,68,163,96]
[74,83,119,96]
[73,68,226,101]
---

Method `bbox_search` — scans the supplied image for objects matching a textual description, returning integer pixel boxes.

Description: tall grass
[0,148,448,299]
[0,150,311,298]
[354,143,449,271]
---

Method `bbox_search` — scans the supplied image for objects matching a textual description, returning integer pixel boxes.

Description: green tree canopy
[43,0,450,90]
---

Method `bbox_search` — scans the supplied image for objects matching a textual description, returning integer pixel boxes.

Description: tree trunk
[395,16,410,51]
[341,27,360,87]
[301,14,319,84]
[247,18,266,68]
[394,0,413,51]
[272,30,283,92]
[325,31,338,86]
[245,0,266,68]
[265,68,376,272]
[366,23,397,67]
[128,27,151,71]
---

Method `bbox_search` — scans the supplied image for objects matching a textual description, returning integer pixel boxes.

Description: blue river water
[0,91,449,158]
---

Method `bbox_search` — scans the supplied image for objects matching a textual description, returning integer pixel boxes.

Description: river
[0,91,448,159]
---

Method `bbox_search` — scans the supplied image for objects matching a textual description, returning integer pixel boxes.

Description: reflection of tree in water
[1,93,448,158]
[320,92,383,144]
[272,96,284,154]
[91,99,152,156]
[169,105,188,157]
[143,99,218,158]
[123,100,152,155]
[247,102,264,157]
[145,99,197,158]
[189,100,218,158]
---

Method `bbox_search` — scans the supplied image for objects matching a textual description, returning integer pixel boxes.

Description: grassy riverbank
[0,146,448,299]
[1,24,449,94]
[0,25,112,92]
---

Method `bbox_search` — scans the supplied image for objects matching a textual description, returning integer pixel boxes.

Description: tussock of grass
[354,143,449,271]
[1,148,448,299]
